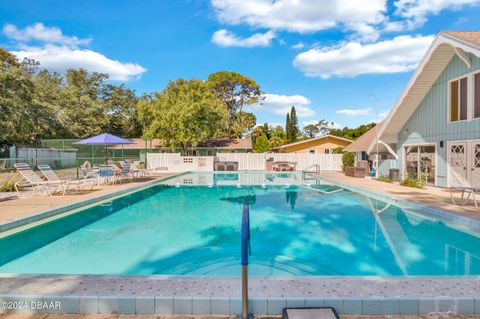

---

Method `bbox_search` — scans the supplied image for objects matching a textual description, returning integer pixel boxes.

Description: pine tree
[289,106,299,142]
[285,112,291,142]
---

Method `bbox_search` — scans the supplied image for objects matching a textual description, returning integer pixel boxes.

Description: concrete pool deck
[320,172,479,218]
[0,174,172,225]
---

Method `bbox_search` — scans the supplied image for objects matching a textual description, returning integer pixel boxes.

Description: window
[324,149,331,154]
[450,77,468,122]
[309,150,315,154]
[475,73,480,119]
[207,150,213,156]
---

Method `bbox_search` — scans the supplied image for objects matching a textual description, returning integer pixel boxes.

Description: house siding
[397,53,480,187]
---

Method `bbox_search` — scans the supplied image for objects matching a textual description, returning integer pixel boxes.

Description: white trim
[376,32,480,146]
[453,46,472,68]
[273,134,352,149]
[402,142,437,186]
[447,140,467,188]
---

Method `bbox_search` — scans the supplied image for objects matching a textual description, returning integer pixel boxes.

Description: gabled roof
[344,122,383,152]
[273,134,352,150]
[378,31,480,144]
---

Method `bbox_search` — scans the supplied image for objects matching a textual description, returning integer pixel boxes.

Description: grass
[376,176,393,183]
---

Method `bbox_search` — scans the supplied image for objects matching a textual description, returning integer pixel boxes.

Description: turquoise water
[1,172,480,277]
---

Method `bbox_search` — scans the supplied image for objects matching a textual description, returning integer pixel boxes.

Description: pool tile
[362,299,382,315]
[475,298,480,314]
[39,295,70,314]
[174,296,192,315]
[418,298,436,314]
[457,297,475,315]
[343,298,362,315]
[79,295,98,314]
[229,297,242,316]
[98,296,117,314]
[154,296,173,315]
[381,299,399,315]
[249,297,267,315]
[324,298,343,314]
[305,297,324,308]
[192,296,211,315]
[117,296,135,314]
[436,297,455,313]
[399,298,419,315]
[211,297,229,315]
[286,297,305,308]
[267,297,286,315]
[136,296,154,314]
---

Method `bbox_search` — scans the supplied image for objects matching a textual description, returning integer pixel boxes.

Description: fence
[146,152,343,172]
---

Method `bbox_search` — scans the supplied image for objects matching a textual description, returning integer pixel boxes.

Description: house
[348,31,480,188]
[272,135,352,154]
[114,138,252,156]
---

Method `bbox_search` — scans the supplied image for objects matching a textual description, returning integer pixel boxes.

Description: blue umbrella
[74,133,133,162]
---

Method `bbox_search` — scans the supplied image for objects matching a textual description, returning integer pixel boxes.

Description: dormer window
[449,76,468,122]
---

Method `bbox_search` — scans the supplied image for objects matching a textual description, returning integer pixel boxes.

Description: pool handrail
[241,202,250,319]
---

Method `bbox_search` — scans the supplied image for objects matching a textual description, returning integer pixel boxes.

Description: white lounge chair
[14,163,67,197]
[450,187,479,209]
[38,164,96,192]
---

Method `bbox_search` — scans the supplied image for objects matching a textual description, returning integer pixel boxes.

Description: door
[469,141,480,188]
[448,142,467,187]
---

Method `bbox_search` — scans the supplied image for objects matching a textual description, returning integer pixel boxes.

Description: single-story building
[272,135,352,154]
[114,138,252,156]
[346,30,480,188]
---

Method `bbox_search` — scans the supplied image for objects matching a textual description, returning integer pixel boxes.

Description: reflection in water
[285,190,298,210]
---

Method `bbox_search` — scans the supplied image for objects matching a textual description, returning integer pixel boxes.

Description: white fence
[147,152,343,172]
[147,153,214,172]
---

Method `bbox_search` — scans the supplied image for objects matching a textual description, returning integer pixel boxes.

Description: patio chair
[450,187,479,209]
[131,161,153,177]
[13,163,67,197]
[38,164,96,192]
[98,165,117,185]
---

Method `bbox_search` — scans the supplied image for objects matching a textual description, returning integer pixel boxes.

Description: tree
[286,106,299,143]
[207,71,263,137]
[254,135,270,153]
[330,122,376,140]
[101,84,141,137]
[232,112,256,136]
[303,124,320,139]
[138,78,228,154]
[285,113,291,142]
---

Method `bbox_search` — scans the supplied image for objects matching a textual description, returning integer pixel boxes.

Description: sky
[1,0,480,130]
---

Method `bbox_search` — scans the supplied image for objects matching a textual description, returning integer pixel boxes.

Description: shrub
[400,173,426,189]
[341,152,355,171]
[254,135,270,153]
[0,173,19,192]
[376,176,392,183]
[333,147,344,154]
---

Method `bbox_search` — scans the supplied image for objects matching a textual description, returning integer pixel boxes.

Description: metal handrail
[241,203,250,319]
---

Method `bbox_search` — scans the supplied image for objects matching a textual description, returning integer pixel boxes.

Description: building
[115,138,252,156]
[273,135,352,154]
[347,31,480,188]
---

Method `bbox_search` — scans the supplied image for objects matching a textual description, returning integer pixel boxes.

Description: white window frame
[402,142,438,186]
[474,71,480,120]
[447,70,480,124]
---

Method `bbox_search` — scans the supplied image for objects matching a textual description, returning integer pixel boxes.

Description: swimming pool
[1,172,479,277]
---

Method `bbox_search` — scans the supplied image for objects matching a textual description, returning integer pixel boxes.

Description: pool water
[1,172,479,277]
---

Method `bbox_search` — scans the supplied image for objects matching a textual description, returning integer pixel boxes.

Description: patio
[320,172,480,218]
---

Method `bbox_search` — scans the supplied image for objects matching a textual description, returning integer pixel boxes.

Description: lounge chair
[450,187,480,208]
[14,163,67,197]
[131,161,154,177]
[38,164,96,192]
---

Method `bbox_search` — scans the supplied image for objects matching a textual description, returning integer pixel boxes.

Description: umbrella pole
[105,145,108,164]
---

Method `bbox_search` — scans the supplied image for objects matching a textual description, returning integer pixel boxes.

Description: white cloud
[249,93,316,118]
[393,0,480,28]
[293,34,434,78]
[212,29,275,47]
[3,23,91,47]
[336,107,374,117]
[12,44,146,81]
[211,0,386,40]
[291,42,305,50]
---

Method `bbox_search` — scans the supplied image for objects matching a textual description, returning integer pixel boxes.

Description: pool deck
[0,175,172,225]
[320,172,479,219]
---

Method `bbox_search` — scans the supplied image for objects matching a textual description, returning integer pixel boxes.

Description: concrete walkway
[0,175,171,225]
[321,172,479,220]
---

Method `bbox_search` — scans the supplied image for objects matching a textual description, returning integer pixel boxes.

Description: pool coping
[1,171,480,315]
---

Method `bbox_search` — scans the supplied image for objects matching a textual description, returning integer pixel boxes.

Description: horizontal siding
[398,53,480,187]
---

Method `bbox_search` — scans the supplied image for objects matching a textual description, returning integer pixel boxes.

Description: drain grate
[283,307,339,319]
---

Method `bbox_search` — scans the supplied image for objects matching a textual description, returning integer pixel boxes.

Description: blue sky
[1,0,480,129]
